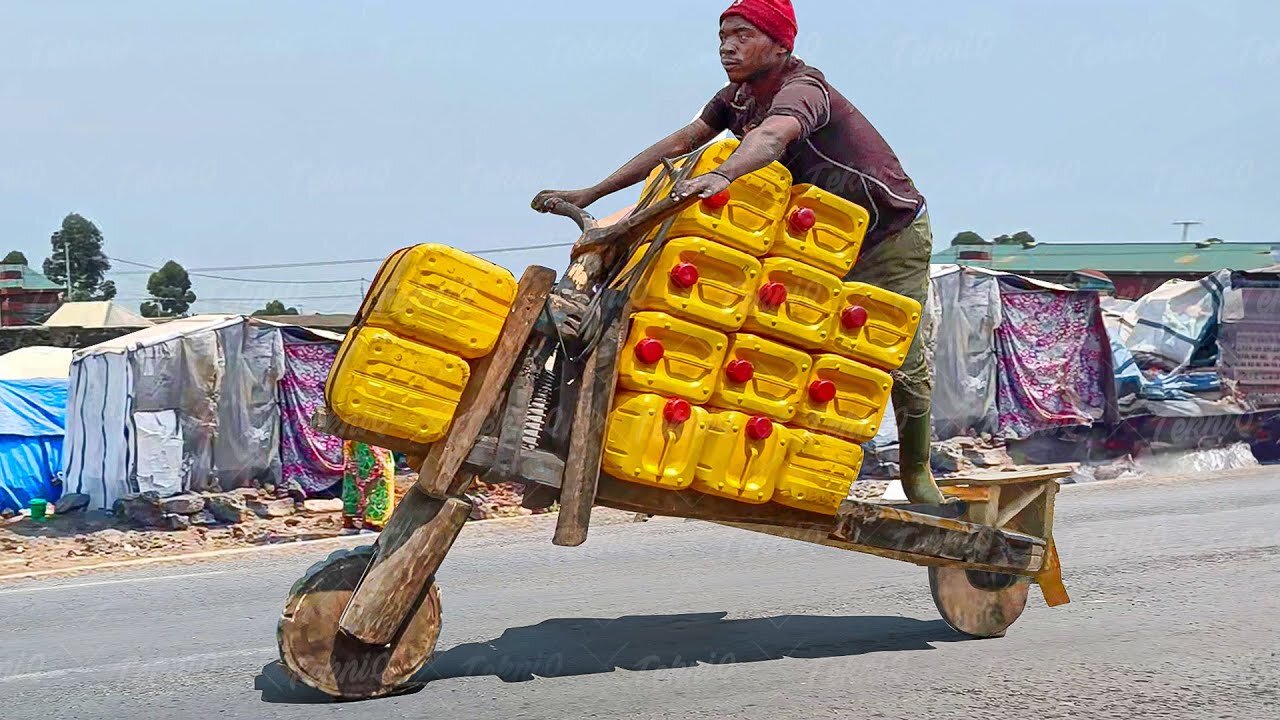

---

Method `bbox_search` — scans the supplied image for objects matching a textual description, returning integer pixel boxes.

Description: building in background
[932,240,1280,299]
[0,264,64,326]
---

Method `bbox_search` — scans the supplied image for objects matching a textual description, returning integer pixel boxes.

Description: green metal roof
[0,264,63,291]
[931,242,1280,274]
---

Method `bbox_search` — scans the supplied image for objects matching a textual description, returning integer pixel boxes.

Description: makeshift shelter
[43,301,152,328]
[929,265,1114,441]
[0,346,73,381]
[0,379,67,512]
[61,315,342,510]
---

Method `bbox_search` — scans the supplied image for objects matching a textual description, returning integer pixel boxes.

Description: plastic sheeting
[0,379,67,512]
[1122,271,1226,374]
[929,267,1002,438]
[62,316,288,509]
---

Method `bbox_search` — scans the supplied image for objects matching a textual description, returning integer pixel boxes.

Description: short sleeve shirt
[700,59,925,247]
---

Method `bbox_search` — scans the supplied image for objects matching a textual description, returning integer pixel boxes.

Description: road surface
[1,469,1277,719]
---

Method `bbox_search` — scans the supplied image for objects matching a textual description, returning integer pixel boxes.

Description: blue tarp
[0,379,68,513]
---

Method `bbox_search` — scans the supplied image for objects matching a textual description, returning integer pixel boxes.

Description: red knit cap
[721,0,798,51]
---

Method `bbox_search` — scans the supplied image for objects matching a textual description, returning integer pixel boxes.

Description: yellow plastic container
[640,139,792,256]
[795,354,893,443]
[326,326,470,445]
[362,243,518,359]
[825,282,923,371]
[743,257,844,350]
[769,184,870,277]
[617,311,728,403]
[601,393,710,490]
[709,333,811,422]
[621,237,761,332]
[692,411,790,504]
[775,430,864,515]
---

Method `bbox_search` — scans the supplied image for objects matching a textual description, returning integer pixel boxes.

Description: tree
[1010,231,1037,246]
[950,231,986,246]
[3,250,28,265]
[252,300,299,317]
[139,261,197,318]
[43,213,116,300]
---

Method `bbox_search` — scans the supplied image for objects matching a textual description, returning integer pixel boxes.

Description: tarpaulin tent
[61,315,342,510]
[0,379,67,513]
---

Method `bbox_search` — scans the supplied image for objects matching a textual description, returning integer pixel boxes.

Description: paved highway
[1,469,1277,719]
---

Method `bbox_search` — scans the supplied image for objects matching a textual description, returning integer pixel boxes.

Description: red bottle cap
[841,305,869,330]
[758,282,788,307]
[745,416,774,440]
[725,359,755,383]
[633,338,665,364]
[663,397,693,424]
[808,379,838,403]
[669,262,700,289]
[788,207,817,234]
[702,189,732,210]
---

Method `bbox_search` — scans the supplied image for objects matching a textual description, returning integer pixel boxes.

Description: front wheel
[928,566,1029,638]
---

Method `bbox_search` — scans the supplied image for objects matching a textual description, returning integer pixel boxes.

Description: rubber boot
[896,409,948,506]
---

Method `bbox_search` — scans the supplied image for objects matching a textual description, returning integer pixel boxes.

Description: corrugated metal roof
[0,264,63,291]
[930,242,1280,273]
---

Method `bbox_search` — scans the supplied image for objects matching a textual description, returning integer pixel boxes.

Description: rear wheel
[928,566,1029,638]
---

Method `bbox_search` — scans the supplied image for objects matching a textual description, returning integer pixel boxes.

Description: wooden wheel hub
[277,546,442,699]
[929,566,1029,638]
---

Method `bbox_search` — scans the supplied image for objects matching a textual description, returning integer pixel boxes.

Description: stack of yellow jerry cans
[324,245,519,450]
[601,138,923,515]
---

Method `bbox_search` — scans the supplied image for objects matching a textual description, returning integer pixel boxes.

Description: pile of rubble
[860,434,1016,481]
[111,488,344,530]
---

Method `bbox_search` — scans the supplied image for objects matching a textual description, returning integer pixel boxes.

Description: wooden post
[553,310,627,546]
[417,266,555,498]
[338,486,472,645]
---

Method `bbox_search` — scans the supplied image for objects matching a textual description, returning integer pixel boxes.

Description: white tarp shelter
[0,346,73,380]
[44,301,153,328]
[61,315,341,509]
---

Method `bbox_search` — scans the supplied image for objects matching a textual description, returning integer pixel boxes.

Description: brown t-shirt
[699,58,925,247]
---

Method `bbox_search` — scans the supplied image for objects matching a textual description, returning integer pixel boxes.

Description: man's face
[719,15,786,83]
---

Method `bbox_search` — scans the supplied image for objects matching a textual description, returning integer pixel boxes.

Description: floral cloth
[279,340,344,496]
[995,288,1108,440]
[342,441,395,530]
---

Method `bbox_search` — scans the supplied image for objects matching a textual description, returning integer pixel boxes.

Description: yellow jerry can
[601,393,710,490]
[743,257,844,350]
[824,282,923,371]
[617,311,728,404]
[362,243,518,359]
[640,138,792,256]
[692,411,790,504]
[774,430,864,515]
[709,333,811,422]
[326,326,470,445]
[621,236,762,332]
[794,354,892,443]
[769,184,870,277]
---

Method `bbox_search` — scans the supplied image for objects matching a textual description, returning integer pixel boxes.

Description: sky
[2,0,1277,314]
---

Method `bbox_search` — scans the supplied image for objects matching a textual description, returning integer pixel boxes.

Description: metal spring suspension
[522,355,557,450]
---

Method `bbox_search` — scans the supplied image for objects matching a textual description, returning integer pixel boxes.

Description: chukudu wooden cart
[276,158,1072,700]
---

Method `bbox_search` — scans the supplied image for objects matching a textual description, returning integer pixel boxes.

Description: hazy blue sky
[2,0,1276,314]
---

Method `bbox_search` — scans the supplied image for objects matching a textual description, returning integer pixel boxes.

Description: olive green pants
[844,211,934,436]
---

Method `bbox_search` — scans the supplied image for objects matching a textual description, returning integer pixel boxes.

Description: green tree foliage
[950,231,986,246]
[42,214,117,300]
[3,250,28,265]
[1010,231,1037,246]
[139,261,197,318]
[251,299,299,317]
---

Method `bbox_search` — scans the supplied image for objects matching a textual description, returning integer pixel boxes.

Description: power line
[106,241,574,276]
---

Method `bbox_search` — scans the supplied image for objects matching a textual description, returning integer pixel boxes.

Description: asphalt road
[2,469,1277,719]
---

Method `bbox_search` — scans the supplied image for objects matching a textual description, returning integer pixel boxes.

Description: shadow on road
[256,611,960,704]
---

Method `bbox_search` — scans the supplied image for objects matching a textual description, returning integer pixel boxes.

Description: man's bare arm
[671,115,803,200]
[533,119,720,210]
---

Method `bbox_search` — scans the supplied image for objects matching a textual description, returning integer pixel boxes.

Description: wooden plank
[463,436,565,486]
[715,522,1044,577]
[593,475,837,531]
[831,500,1045,574]
[935,464,1076,487]
[338,488,471,645]
[417,266,556,498]
[552,311,626,546]
[996,483,1048,527]
[941,485,990,504]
